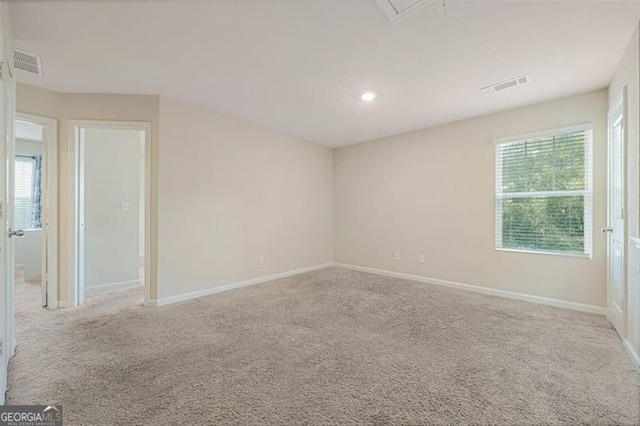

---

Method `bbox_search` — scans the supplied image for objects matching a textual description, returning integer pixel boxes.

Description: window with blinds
[14,156,39,230]
[495,125,592,256]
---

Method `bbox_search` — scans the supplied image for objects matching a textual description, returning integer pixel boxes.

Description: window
[495,125,592,256]
[14,155,41,230]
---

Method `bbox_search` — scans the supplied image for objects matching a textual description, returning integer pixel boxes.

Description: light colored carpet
[8,267,640,425]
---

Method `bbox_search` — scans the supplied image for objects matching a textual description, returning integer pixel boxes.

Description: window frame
[494,123,593,258]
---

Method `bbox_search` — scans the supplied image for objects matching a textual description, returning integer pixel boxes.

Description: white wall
[22,229,41,282]
[609,25,640,362]
[13,233,22,267]
[156,97,333,300]
[16,84,160,303]
[15,138,41,156]
[15,85,334,305]
[83,128,141,290]
[334,89,608,309]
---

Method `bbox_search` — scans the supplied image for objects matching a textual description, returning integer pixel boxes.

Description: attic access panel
[374,0,433,23]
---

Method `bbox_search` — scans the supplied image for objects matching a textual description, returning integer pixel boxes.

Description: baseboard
[334,263,607,316]
[623,338,640,371]
[145,263,334,307]
[86,279,140,293]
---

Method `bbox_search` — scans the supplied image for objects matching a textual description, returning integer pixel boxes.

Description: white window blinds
[495,125,592,256]
[14,156,37,230]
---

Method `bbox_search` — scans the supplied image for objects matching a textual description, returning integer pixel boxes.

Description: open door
[0,26,15,403]
[15,113,58,310]
[38,114,58,309]
[605,89,626,337]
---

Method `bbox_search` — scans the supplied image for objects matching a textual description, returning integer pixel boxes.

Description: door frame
[606,88,627,334]
[70,120,151,307]
[16,112,58,309]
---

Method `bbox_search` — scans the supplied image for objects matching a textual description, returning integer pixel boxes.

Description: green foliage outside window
[497,130,589,254]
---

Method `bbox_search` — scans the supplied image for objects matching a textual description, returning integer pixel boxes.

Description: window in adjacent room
[14,155,42,230]
[495,125,592,256]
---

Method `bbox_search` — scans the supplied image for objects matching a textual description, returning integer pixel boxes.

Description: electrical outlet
[393,252,400,261]
[418,255,425,264]
[258,255,264,264]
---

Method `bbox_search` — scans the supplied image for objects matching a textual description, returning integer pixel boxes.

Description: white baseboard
[623,338,640,371]
[335,263,607,316]
[86,279,140,293]
[145,263,334,307]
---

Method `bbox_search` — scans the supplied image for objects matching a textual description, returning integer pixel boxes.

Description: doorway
[71,121,150,307]
[606,89,626,337]
[14,113,58,311]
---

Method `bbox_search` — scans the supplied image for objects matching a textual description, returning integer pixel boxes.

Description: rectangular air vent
[482,74,530,94]
[14,49,42,76]
[374,0,433,23]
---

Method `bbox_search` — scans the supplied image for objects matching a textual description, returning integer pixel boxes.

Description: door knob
[601,226,613,233]
[8,228,24,238]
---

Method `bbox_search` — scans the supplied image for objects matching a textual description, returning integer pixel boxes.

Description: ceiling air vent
[374,0,433,23]
[14,49,42,76]
[482,74,530,95]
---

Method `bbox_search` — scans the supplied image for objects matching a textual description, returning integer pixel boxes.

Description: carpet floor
[7,267,640,425]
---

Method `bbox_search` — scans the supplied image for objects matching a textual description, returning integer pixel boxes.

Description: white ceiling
[15,120,42,142]
[9,1,640,148]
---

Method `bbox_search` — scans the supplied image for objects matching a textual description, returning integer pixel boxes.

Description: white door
[3,71,14,357]
[0,42,7,402]
[606,90,626,336]
[0,33,15,402]
[4,76,15,355]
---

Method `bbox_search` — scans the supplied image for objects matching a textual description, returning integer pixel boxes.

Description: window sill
[495,247,592,259]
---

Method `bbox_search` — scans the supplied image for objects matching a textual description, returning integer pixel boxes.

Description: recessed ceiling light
[360,91,377,102]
